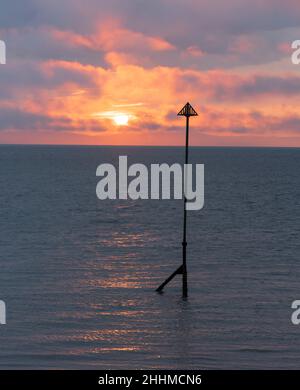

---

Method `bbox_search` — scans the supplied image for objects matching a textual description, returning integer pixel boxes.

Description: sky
[0,0,300,146]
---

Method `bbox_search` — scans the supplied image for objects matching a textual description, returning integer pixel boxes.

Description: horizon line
[1,143,300,149]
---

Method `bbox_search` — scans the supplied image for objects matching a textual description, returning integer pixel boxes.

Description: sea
[0,145,300,369]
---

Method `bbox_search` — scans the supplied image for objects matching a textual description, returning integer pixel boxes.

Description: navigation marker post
[156,102,198,298]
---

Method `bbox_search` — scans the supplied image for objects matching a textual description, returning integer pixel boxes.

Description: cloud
[1,0,298,67]
[0,107,106,133]
[1,0,300,145]
[176,70,300,101]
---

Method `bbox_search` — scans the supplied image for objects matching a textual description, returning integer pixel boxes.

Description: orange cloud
[2,19,300,147]
[47,22,176,54]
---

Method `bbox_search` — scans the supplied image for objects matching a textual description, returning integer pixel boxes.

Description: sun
[113,114,129,126]
[93,111,133,126]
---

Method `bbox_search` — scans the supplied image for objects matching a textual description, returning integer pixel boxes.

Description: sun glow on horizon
[93,110,133,126]
[113,114,129,126]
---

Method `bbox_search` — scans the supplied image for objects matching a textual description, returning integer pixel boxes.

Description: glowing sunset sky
[1,0,300,146]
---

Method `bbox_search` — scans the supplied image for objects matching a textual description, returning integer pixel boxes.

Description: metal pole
[156,102,198,297]
[182,115,189,298]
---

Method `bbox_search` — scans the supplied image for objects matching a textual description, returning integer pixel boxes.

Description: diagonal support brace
[156,265,184,293]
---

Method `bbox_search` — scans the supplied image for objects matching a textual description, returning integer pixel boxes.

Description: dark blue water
[0,145,300,369]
